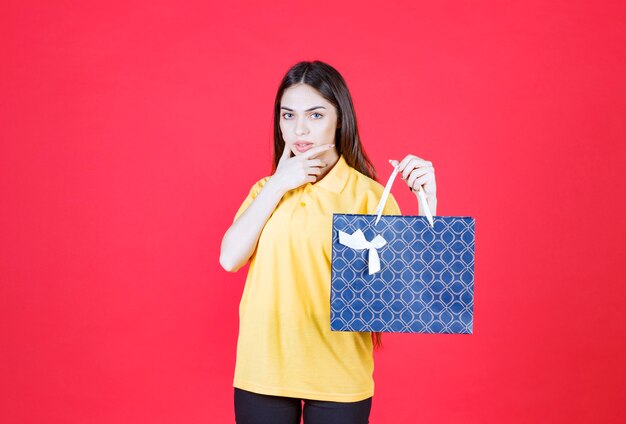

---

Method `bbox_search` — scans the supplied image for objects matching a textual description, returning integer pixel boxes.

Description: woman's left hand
[389,155,437,200]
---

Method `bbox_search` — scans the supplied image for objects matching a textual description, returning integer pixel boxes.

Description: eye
[282,112,293,119]
[311,112,323,119]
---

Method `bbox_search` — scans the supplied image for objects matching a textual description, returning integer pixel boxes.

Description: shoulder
[346,167,402,215]
[232,176,272,222]
[243,176,272,198]
[349,167,385,193]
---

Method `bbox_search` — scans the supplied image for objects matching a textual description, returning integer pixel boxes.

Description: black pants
[234,387,372,424]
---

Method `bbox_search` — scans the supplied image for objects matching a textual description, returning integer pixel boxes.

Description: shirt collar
[311,154,350,193]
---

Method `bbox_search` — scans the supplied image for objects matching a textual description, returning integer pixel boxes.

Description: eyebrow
[280,106,327,112]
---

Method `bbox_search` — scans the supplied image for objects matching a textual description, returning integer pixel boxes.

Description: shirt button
[300,202,306,207]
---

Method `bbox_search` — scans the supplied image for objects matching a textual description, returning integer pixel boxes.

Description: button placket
[300,188,307,207]
[300,184,313,207]
[293,186,310,220]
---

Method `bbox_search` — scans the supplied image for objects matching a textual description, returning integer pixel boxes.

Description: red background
[2,1,625,422]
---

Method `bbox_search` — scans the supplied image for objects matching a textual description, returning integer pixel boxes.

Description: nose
[295,116,309,136]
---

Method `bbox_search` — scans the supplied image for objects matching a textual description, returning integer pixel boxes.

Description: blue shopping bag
[330,165,475,334]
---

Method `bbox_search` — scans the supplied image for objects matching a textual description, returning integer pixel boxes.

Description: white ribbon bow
[338,229,387,275]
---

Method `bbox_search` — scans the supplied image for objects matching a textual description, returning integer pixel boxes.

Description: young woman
[220,60,437,424]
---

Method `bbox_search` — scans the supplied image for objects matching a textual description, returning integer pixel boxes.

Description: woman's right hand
[269,143,334,193]
[219,142,333,272]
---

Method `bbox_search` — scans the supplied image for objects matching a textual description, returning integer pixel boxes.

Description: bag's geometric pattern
[330,214,475,334]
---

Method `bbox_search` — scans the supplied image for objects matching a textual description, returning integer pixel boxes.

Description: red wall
[2,1,625,423]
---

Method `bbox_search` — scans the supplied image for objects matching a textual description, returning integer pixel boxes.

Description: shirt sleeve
[382,192,402,215]
[233,177,271,222]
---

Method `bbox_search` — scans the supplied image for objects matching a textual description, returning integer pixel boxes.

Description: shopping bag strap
[373,162,434,227]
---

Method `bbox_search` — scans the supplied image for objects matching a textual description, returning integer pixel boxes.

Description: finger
[407,168,428,188]
[305,159,326,168]
[280,142,292,161]
[413,175,430,189]
[307,167,322,176]
[401,158,423,180]
[397,155,419,173]
[300,143,335,159]
[403,160,433,181]
[398,155,430,175]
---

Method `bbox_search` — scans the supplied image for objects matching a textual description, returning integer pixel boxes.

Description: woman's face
[279,84,339,156]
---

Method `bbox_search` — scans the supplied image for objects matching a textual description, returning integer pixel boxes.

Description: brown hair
[271,60,384,350]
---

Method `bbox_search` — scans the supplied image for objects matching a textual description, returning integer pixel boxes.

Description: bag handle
[373,162,434,227]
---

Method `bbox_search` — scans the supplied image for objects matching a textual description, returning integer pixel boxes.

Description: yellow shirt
[231,155,402,402]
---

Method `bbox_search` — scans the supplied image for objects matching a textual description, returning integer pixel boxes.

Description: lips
[294,141,314,153]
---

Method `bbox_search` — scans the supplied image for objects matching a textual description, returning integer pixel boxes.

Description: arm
[219,143,335,273]
[219,179,286,272]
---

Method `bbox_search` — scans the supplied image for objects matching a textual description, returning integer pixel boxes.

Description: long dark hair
[271,60,384,350]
